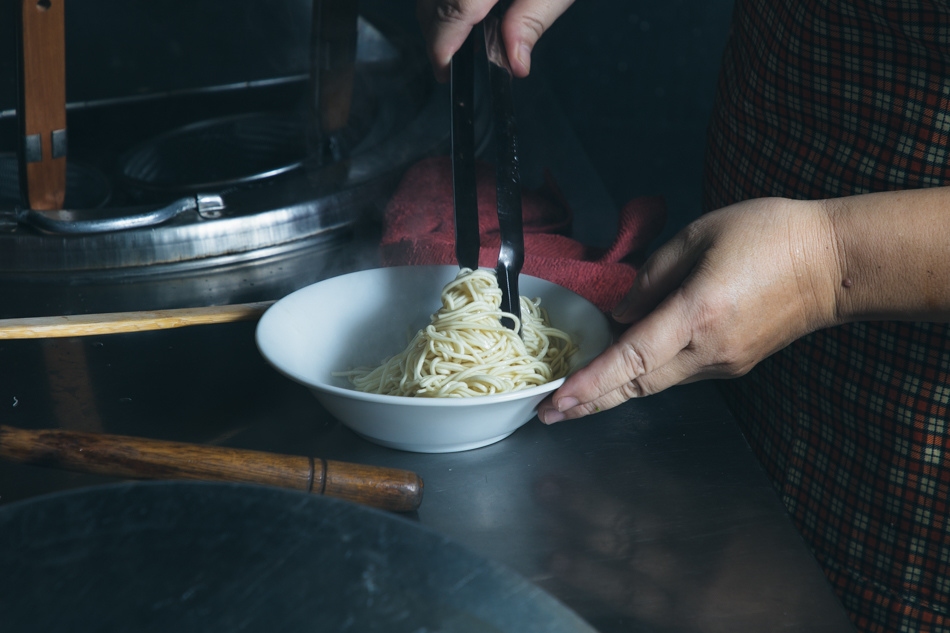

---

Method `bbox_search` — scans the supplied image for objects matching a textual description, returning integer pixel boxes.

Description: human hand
[416,0,575,81]
[538,197,841,423]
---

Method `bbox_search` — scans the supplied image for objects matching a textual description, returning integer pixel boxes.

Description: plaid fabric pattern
[702,1,950,631]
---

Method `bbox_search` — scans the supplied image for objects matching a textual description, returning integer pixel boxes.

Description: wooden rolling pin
[0,425,424,512]
[0,302,275,339]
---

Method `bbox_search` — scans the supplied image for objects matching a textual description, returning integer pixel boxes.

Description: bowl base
[351,430,517,453]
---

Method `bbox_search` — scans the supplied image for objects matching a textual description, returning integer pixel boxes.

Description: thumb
[501,0,576,77]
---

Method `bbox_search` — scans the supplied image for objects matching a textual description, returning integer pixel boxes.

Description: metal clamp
[22,128,68,163]
[51,128,67,159]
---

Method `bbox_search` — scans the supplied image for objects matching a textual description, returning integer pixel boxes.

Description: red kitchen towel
[380,156,666,312]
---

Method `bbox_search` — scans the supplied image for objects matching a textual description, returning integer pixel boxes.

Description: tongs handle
[483,3,524,332]
[450,31,480,270]
[450,6,525,333]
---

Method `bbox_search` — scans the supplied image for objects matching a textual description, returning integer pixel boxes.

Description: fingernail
[540,408,565,425]
[517,43,531,73]
[556,396,579,412]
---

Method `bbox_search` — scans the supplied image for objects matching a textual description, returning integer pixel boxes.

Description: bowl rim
[256,265,609,407]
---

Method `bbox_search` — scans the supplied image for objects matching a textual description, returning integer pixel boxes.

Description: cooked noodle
[334,268,578,397]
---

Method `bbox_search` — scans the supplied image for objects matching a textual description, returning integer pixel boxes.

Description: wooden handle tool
[0,301,275,339]
[18,0,67,210]
[0,425,424,512]
[308,0,358,164]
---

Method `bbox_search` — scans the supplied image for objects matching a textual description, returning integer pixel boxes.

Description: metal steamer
[0,1,489,318]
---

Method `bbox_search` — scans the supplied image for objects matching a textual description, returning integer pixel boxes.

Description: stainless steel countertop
[0,72,854,632]
[0,319,854,632]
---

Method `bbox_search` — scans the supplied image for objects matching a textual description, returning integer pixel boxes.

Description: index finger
[417,0,497,82]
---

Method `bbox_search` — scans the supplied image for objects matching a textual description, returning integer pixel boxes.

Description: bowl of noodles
[256,265,612,453]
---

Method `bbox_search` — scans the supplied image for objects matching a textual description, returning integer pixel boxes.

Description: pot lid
[0,481,597,633]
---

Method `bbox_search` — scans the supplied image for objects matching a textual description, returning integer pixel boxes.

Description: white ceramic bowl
[256,265,612,453]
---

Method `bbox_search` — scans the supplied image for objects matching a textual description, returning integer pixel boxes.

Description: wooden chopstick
[0,301,275,339]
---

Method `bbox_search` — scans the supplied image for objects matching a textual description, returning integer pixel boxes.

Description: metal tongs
[451,2,525,333]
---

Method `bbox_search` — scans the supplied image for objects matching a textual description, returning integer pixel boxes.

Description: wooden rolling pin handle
[0,426,423,512]
[324,460,425,514]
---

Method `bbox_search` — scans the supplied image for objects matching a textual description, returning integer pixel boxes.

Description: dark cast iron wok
[0,481,598,633]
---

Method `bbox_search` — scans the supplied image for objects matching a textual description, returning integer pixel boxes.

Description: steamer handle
[17,193,225,234]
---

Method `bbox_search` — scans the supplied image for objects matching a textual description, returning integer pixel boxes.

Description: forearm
[826,187,950,323]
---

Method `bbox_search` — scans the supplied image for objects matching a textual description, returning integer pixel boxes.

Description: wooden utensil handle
[0,301,275,339]
[19,0,67,210]
[0,425,423,512]
[310,0,358,134]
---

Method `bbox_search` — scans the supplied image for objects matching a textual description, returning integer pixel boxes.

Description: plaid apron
[703,1,950,631]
